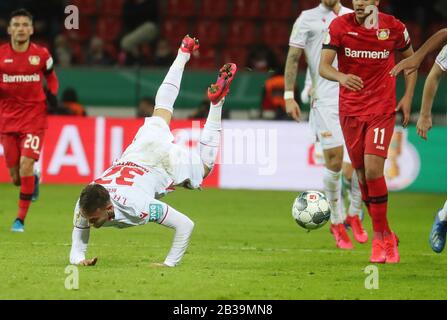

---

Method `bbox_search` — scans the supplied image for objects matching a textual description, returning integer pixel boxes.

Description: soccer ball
[292,191,331,230]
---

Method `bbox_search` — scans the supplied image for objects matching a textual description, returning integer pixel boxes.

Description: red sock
[17,176,35,222]
[366,176,391,235]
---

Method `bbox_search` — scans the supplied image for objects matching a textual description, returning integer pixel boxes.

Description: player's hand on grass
[390,55,422,77]
[150,262,169,268]
[339,74,363,91]
[396,96,412,127]
[285,99,301,122]
[416,114,432,140]
[78,257,98,266]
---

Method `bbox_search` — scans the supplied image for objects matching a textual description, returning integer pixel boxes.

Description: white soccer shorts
[119,116,204,189]
[309,104,345,150]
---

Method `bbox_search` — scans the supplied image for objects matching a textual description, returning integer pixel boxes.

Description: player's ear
[7,25,11,36]
[30,25,34,36]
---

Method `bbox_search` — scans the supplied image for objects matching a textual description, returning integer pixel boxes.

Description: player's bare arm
[391,28,447,76]
[284,46,304,121]
[319,48,364,91]
[150,262,169,268]
[417,63,444,140]
[396,47,417,127]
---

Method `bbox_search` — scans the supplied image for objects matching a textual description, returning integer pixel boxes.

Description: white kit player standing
[284,0,367,249]
[69,35,238,267]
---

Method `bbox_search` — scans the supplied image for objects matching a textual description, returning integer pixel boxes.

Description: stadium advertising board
[0,117,444,192]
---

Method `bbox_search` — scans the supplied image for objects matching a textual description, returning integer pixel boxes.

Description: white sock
[438,201,447,222]
[159,206,195,267]
[323,168,345,224]
[200,100,223,170]
[69,227,90,264]
[348,170,363,217]
[154,50,190,113]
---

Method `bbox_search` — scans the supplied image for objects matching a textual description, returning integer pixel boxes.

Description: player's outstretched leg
[345,170,368,243]
[207,63,237,105]
[429,201,447,253]
[153,35,199,125]
[200,63,237,177]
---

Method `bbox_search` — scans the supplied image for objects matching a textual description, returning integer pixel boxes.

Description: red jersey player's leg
[339,116,369,202]
[364,114,399,263]
[10,132,45,232]
[340,115,389,262]
[1,133,21,185]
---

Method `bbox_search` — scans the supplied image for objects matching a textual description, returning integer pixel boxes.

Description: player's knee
[324,148,343,172]
[19,158,35,176]
[365,167,383,180]
[326,158,342,172]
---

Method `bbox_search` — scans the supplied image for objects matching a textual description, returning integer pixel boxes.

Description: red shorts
[0,132,45,168]
[340,114,396,169]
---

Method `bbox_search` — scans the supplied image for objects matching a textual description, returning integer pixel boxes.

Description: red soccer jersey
[324,12,411,116]
[0,42,59,133]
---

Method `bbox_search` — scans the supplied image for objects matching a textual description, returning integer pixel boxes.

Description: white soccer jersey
[73,116,204,229]
[73,163,172,229]
[436,45,447,71]
[289,4,352,107]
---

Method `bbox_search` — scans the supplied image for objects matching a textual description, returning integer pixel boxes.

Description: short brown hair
[79,184,110,216]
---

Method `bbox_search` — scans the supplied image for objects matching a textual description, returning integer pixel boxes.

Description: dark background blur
[1,0,446,120]
[0,0,445,73]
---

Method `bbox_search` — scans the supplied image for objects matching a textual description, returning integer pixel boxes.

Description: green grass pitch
[0,184,446,300]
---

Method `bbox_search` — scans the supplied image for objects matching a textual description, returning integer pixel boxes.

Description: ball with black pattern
[292,191,331,230]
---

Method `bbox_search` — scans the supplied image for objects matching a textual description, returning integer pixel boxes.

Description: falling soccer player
[69,35,237,267]
[319,0,417,263]
[0,9,59,232]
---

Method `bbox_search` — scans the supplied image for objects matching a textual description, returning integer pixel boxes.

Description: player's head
[353,0,380,19]
[79,184,113,228]
[321,0,340,9]
[8,8,34,44]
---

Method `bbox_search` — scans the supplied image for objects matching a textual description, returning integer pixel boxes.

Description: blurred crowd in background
[1,0,446,119]
[0,0,446,72]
